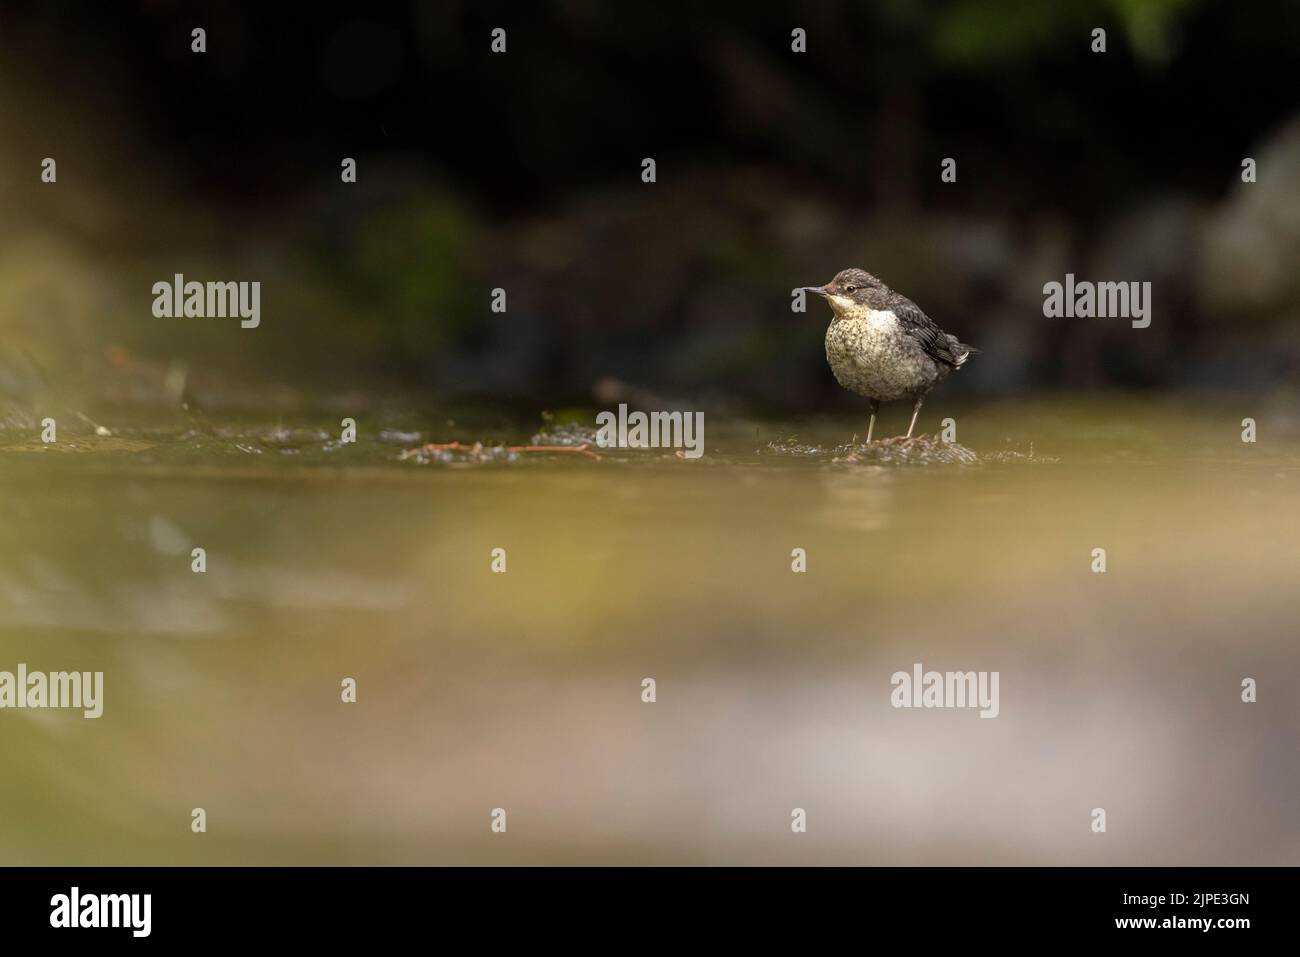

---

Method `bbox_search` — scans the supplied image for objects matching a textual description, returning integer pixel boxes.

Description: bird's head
[802,268,887,315]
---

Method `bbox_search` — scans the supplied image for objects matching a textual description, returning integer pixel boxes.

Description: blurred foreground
[1,396,1297,864]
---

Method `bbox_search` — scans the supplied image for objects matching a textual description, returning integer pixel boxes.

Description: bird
[803,268,977,443]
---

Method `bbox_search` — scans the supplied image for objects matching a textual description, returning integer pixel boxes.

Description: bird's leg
[866,399,879,444]
[906,394,925,438]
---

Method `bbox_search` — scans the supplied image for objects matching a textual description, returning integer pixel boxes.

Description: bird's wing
[891,297,965,367]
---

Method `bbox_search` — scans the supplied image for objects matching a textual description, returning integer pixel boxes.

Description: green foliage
[342,193,481,359]
[931,0,1201,66]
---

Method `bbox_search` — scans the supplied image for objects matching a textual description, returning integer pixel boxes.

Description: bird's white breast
[824,307,936,401]
[861,308,900,337]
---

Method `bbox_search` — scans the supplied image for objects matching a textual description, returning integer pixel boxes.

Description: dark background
[3,0,1298,411]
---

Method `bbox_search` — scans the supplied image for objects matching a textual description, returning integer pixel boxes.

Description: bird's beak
[802,286,828,298]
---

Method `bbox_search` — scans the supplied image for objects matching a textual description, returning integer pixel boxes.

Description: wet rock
[765,434,979,465]
[1199,114,1300,315]
[530,421,600,447]
[832,435,979,466]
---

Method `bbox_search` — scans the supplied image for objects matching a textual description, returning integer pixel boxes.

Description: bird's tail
[948,336,979,367]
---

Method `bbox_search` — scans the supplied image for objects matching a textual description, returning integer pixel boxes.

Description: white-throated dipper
[804,268,978,442]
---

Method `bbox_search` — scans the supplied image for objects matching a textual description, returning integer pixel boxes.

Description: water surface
[2,396,1297,864]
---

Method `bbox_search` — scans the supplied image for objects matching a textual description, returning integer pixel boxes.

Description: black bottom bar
[0,866,1285,943]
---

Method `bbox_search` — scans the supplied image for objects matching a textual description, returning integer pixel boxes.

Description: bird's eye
[845,285,857,293]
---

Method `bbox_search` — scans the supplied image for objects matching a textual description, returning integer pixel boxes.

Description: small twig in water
[399,441,601,461]
[509,443,602,460]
